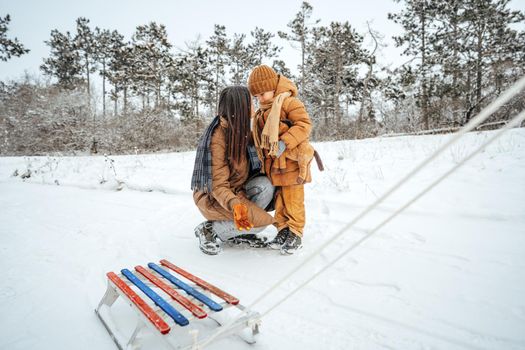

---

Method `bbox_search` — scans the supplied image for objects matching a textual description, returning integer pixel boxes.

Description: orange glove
[233,203,253,231]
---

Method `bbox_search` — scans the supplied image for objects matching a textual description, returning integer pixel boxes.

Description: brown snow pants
[274,184,305,237]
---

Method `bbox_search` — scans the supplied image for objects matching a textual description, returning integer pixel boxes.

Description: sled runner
[95,259,260,349]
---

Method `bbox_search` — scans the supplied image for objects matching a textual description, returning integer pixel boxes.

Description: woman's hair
[217,86,252,166]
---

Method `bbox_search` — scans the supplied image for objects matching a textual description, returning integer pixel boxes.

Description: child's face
[254,90,275,104]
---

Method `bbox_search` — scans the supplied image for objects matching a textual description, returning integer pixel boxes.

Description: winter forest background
[1,0,524,156]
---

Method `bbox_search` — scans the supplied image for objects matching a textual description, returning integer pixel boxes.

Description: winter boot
[194,221,221,255]
[281,232,302,255]
[269,228,290,250]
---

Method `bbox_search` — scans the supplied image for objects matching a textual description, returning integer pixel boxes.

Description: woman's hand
[233,203,253,231]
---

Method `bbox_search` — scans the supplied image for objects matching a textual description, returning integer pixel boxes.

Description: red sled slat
[135,266,207,319]
[106,272,171,334]
[160,259,239,305]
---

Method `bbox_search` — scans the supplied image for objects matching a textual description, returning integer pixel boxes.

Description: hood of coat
[275,75,298,98]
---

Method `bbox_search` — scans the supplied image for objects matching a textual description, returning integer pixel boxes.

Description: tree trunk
[85,54,91,99]
[102,60,106,118]
[465,64,472,123]
[157,78,161,108]
[323,103,328,127]
[420,4,429,130]
[300,34,305,96]
[334,49,342,125]
[475,27,483,114]
[451,7,459,123]
[195,84,200,118]
[123,86,128,117]
[215,58,219,113]
[358,64,372,124]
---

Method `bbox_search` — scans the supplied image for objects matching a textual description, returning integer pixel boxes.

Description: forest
[1,0,524,155]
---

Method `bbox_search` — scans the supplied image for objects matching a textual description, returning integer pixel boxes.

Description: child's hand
[276,140,286,158]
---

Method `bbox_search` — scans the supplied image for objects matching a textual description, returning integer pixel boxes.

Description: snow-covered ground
[1,128,524,350]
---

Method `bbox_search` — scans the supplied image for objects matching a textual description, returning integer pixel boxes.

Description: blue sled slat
[121,269,189,326]
[148,263,223,312]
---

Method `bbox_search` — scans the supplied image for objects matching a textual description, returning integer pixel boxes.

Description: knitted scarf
[252,91,291,160]
[191,116,220,193]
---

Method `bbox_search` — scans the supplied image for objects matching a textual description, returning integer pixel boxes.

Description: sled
[95,259,260,350]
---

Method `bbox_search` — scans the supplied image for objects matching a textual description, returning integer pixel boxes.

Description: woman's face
[254,90,275,104]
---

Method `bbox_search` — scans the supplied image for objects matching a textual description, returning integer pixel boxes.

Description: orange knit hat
[248,65,278,96]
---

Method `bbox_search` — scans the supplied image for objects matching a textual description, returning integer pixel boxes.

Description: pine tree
[358,22,383,133]
[272,59,292,77]
[41,29,83,89]
[206,25,229,112]
[248,27,281,66]
[171,39,211,120]
[228,33,251,85]
[389,0,440,129]
[74,17,102,152]
[106,36,132,116]
[0,15,29,61]
[430,0,525,123]
[278,1,319,95]
[307,22,368,126]
[131,22,173,110]
[94,28,117,118]
[74,18,97,99]
[462,0,525,119]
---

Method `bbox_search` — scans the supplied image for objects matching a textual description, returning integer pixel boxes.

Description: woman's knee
[246,176,274,199]
[245,177,274,211]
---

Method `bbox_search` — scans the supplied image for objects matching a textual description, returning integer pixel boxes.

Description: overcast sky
[1,0,524,82]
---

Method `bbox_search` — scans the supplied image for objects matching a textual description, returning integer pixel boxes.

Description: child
[248,64,320,254]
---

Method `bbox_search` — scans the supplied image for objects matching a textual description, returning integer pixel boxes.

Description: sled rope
[259,109,525,319]
[197,75,525,349]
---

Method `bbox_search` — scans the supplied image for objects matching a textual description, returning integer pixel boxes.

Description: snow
[1,128,524,350]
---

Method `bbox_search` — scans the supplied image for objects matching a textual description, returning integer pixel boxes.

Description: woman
[191,86,276,255]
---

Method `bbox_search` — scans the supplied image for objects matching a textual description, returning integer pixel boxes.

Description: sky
[1,0,524,82]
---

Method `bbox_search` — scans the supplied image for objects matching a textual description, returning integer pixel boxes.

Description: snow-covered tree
[171,39,212,120]
[248,27,281,66]
[206,25,229,113]
[0,15,29,61]
[389,0,440,130]
[130,22,173,110]
[389,0,524,128]
[462,0,525,119]
[94,28,118,118]
[41,29,83,89]
[227,33,252,85]
[278,1,319,95]
[106,35,131,116]
[74,17,97,99]
[306,22,368,126]
[271,59,292,78]
[358,22,383,127]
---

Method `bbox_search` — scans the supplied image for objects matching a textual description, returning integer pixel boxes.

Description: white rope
[246,75,525,312]
[197,75,525,349]
[259,109,525,319]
